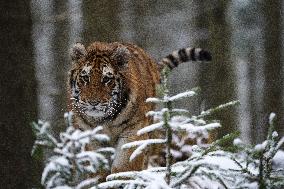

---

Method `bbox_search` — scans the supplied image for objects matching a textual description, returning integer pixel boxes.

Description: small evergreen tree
[99,67,240,188]
[32,112,115,189]
[227,113,284,189]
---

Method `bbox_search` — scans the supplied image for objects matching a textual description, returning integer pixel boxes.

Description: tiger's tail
[157,47,212,70]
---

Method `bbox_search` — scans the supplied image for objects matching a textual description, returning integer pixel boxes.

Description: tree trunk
[194,0,210,115]
[263,0,283,138]
[52,0,71,134]
[0,0,40,188]
[82,0,121,43]
[200,0,237,137]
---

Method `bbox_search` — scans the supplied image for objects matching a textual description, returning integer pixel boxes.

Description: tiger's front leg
[111,127,149,173]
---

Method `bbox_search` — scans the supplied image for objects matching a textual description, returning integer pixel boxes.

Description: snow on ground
[273,150,284,169]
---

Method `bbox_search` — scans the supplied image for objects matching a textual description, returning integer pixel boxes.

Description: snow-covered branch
[122,139,166,161]
[99,171,171,189]
[198,100,240,118]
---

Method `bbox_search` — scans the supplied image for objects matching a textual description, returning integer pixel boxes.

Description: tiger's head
[68,42,130,124]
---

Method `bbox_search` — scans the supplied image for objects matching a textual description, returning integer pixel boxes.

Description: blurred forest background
[1,0,284,188]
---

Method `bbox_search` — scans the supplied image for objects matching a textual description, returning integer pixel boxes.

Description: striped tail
[158,47,212,70]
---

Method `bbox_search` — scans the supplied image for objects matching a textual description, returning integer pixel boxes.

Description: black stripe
[199,50,212,61]
[166,54,179,67]
[190,48,196,61]
[178,48,189,62]
[69,70,75,87]
[165,61,175,70]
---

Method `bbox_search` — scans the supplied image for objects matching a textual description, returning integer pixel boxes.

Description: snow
[53,186,72,189]
[254,140,268,152]
[233,138,243,146]
[64,111,73,119]
[170,122,221,133]
[96,147,116,154]
[170,116,191,124]
[272,131,278,138]
[58,126,109,146]
[200,100,239,118]
[116,145,269,188]
[34,140,52,146]
[106,171,139,181]
[129,144,151,161]
[122,139,166,149]
[168,90,196,101]
[147,91,197,104]
[146,97,162,103]
[93,134,110,142]
[75,178,98,189]
[168,152,242,188]
[170,149,183,159]
[269,112,276,125]
[99,171,171,189]
[146,110,162,117]
[98,180,147,188]
[122,139,166,161]
[76,151,109,170]
[276,136,284,150]
[273,150,284,168]
[171,109,189,113]
[171,162,204,188]
[147,91,197,103]
[39,121,50,134]
[41,156,70,185]
[137,121,164,135]
[198,153,240,170]
[240,182,259,189]
[161,108,169,113]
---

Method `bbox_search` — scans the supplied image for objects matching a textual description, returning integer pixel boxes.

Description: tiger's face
[69,42,129,123]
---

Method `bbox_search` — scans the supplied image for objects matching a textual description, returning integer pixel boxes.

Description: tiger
[68,42,211,176]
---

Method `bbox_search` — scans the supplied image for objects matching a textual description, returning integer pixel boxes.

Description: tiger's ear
[113,45,130,68]
[70,43,87,62]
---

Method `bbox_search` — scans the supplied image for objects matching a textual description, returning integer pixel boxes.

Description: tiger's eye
[80,75,90,85]
[101,76,112,84]
[82,75,89,82]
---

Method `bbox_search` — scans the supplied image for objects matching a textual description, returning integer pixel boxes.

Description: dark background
[0,0,283,188]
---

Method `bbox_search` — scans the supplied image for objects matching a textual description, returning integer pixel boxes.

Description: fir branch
[203,131,240,155]
[198,100,240,119]
[171,163,203,187]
